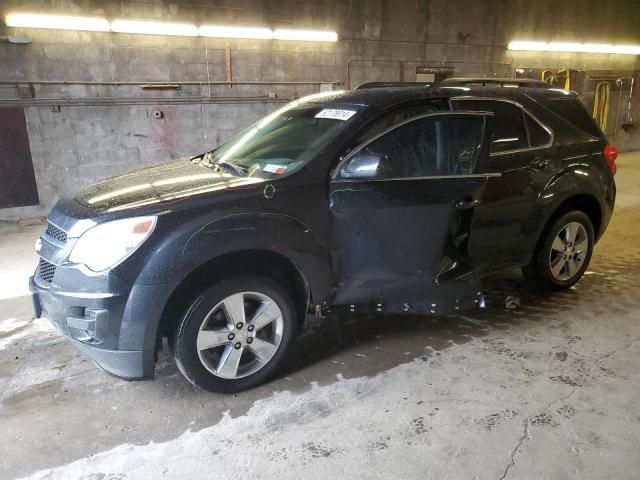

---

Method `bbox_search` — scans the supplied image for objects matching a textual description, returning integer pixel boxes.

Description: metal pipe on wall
[0,80,339,106]
[0,80,341,86]
[0,96,291,107]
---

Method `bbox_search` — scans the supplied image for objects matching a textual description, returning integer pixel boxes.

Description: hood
[74,157,265,213]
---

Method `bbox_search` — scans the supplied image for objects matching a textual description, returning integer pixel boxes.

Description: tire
[524,210,594,291]
[174,275,297,393]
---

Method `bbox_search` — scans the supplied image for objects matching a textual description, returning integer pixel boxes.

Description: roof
[356,81,433,89]
[439,77,551,88]
[313,86,443,110]
[307,82,576,112]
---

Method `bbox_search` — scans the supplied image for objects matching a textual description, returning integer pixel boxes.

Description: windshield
[196,96,361,179]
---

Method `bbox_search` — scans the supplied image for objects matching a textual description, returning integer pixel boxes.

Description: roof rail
[439,77,551,88]
[356,81,432,90]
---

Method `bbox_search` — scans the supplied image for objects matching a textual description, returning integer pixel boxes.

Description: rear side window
[452,100,528,153]
[524,113,551,147]
[453,99,552,153]
[541,98,602,138]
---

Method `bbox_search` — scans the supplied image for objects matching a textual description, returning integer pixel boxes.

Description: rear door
[451,98,555,272]
[328,112,497,315]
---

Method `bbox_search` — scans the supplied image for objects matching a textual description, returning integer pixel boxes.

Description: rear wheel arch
[542,163,606,241]
[544,193,602,240]
[525,209,595,290]
[158,250,311,347]
[526,192,601,270]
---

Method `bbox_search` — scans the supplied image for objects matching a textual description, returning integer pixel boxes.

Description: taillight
[603,144,618,175]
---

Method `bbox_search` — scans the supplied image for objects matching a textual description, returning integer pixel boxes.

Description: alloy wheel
[196,291,284,379]
[548,221,589,281]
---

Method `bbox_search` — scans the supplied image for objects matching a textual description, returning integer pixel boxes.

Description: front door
[329,112,497,315]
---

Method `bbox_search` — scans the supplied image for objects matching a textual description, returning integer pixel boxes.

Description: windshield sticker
[315,109,357,121]
[263,164,287,174]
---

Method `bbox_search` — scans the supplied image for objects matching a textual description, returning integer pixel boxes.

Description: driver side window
[338,114,486,180]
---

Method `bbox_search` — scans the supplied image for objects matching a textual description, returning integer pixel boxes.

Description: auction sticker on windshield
[315,109,357,121]
[263,164,287,174]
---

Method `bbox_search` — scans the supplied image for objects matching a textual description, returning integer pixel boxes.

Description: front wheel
[524,210,594,291]
[174,275,297,393]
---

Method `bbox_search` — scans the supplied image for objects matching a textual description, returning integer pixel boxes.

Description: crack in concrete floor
[499,338,640,480]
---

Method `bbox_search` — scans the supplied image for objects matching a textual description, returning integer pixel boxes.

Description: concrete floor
[1,154,639,480]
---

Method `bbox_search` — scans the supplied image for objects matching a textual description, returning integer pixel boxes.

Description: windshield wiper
[193,151,247,176]
[212,160,247,176]
[190,149,215,165]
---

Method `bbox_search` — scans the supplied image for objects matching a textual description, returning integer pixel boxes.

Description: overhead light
[610,45,640,54]
[273,29,338,42]
[199,25,273,39]
[111,19,198,36]
[5,12,338,42]
[508,40,640,55]
[5,13,110,32]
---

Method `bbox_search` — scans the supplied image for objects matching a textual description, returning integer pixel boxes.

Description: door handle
[531,157,551,170]
[455,198,481,210]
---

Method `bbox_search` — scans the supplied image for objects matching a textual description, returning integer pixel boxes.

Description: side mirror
[339,150,385,179]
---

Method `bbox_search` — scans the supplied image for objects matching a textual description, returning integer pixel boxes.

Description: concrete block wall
[21,102,280,217]
[0,0,639,220]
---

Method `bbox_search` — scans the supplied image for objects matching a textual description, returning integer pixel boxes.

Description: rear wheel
[174,275,297,393]
[524,210,594,291]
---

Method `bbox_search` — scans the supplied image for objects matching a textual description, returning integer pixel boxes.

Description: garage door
[0,107,39,208]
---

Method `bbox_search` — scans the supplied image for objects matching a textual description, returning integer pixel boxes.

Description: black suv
[30,80,617,392]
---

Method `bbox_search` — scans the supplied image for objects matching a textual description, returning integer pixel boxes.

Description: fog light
[67,308,108,343]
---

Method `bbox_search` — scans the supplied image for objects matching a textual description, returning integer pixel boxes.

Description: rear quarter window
[540,98,603,139]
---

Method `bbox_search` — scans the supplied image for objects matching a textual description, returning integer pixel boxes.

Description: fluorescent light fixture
[5,12,339,41]
[111,19,198,36]
[199,25,273,39]
[201,26,338,42]
[610,45,640,54]
[5,13,110,32]
[508,40,640,55]
[273,29,337,42]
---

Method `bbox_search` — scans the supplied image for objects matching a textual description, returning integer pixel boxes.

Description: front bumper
[71,340,156,380]
[30,275,177,380]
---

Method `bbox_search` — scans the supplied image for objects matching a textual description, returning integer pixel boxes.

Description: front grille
[38,259,56,283]
[45,222,67,244]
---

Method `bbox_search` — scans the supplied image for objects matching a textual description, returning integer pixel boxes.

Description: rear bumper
[30,275,177,380]
[597,178,616,242]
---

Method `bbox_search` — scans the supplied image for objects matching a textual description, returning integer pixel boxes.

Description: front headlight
[68,216,157,272]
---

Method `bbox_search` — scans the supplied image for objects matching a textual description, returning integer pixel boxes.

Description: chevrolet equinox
[30,79,617,392]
